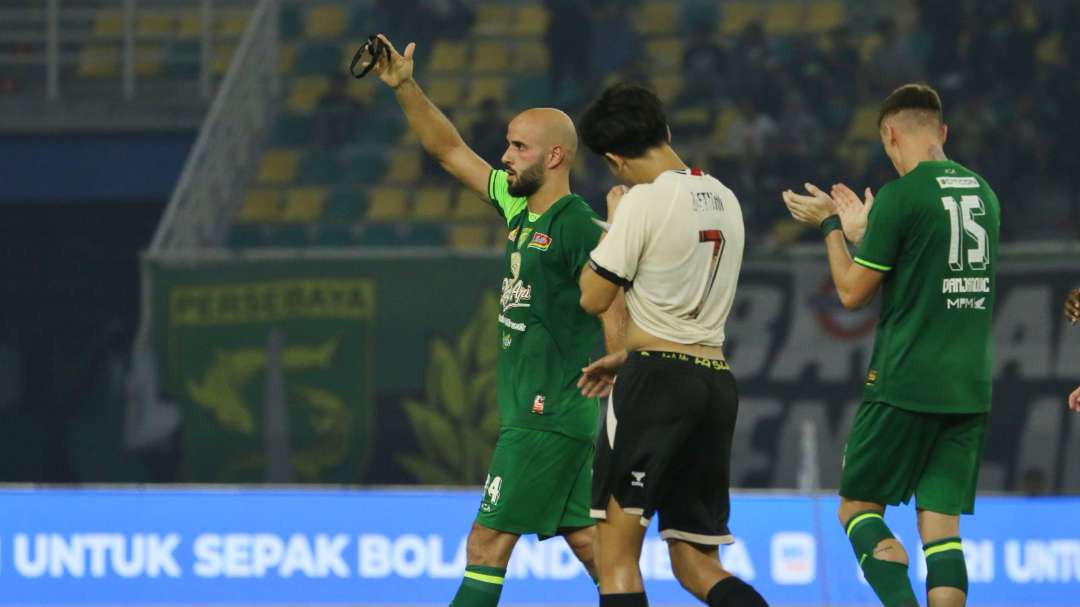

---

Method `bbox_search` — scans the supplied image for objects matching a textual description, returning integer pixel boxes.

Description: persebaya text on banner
[0,489,1078,606]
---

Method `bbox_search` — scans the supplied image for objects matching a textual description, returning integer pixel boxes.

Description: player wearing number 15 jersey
[782,83,999,607]
[577,83,767,607]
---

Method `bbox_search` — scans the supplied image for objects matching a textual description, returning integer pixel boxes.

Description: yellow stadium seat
[385,150,421,183]
[807,0,844,32]
[514,5,549,36]
[650,76,682,106]
[178,11,202,37]
[473,3,514,35]
[93,11,122,37]
[258,149,300,184]
[279,44,296,73]
[449,225,491,250]
[646,39,683,71]
[367,187,409,221]
[413,187,453,220]
[671,106,709,128]
[237,189,282,222]
[136,13,175,36]
[217,9,250,36]
[846,105,880,142]
[282,187,327,222]
[135,44,164,77]
[453,189,491,219]
[427,78,465,106]
[287,76,330,112]
[212,43,235,75]
[77,45,119,77]
[709,107,741,143]
[428,40,469,72]
[471,41,511,72]
[858,33,883,64]
[511,41,549,72]
[467,77,508,106]
[722,2,762,34]
[632,2,677,35]
[305,4,346,39]
[765,3,801,35]
[1036,32,1064,65]
[346,78,376,104]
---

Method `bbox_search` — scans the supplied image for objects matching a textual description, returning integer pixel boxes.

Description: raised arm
[371,34,492,198]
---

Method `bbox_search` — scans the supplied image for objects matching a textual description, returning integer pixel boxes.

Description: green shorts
[840,401,987,515]
[476,427,594,538]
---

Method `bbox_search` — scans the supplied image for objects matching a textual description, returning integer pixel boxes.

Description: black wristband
[820,214,842,237]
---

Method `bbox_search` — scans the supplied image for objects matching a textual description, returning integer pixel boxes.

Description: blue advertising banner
[0,488,1077,606]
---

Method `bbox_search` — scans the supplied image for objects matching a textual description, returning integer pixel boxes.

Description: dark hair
[579,82,668,159]
[878,83,944,128]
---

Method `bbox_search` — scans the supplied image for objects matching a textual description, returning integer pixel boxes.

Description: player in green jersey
[782,84,999,607]
[366,34,623,607]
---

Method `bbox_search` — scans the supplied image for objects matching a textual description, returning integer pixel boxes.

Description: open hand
[781,183,836,227]
[577,350,627,398]
[1070,385,1080,412]
[831,183,874,246]
[605,185,629,221]
[370,34,415,89]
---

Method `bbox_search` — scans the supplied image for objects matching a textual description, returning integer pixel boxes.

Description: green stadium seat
[356,223,402,246]
[348,5,375,37]
[295,41,342,75]
[357,118,404,145]
[227,224,267,248]
[280,3,303,40]
[271,112,314,146]
[297,148,341,184]
[268,224,310,247]
[339,147,388,183]
[510,75,551,110]
[314,224,355,247]
[323,187,369,223]
[402,223,447,246]
[164,41,200,77]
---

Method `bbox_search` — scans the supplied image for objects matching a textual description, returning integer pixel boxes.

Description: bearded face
[507,161,545,197]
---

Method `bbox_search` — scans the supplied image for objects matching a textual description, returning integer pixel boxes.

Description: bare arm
[372,35,491,197]
[599,290,627,353]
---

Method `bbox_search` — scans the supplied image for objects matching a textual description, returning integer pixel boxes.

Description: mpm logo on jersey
[946,297,987,310]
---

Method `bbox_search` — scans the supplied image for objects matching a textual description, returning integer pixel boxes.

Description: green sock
[924,537,968,595]
[846,511,919,607]
[450,565,506,607]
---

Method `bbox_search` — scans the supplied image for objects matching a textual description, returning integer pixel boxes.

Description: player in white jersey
[575,83,767,607]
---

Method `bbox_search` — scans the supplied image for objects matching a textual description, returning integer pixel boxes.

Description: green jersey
[487,169,604,441]
[854,160,999,414]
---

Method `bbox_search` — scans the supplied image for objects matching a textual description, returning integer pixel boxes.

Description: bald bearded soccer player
[367,35,625,607]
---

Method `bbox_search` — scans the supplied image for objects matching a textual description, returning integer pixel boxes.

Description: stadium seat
[509,75,550,108]
[427,78,465,106]
[298,148,340,184]
[267,224,310,247]
[845,104,879,142]
[413,188,453,220]
[282,187,327,222]
[671,106,710,130]
[287,76,330,112]
[473,3,515,36]
[163,41,200,77]
[212,43,235,75]
[135,44,165,77]
[78,46,119,77]
[178,11,203,37]
[323,187,368,223]
[632,2,677,36]
[514,5,549,36]
[346,78,377,104]
[467,77,508,106]
[646,39,683,72]
[347,5,375,35]
[279,3,302,40]
[136,14,175,36]
[366,187,409,221]
[339,147,388,183]
[721,2,762,34]
[257,148,300,184]
[271,112,313,146]
[217,9,250,36]
[511,41,549,73]
[806,0,844,32]
[402,223,447,246]
[764,2,801,35]
[857,33,883,63]
[385,149,421,183]
[356,223,402,246]
[449,225,492,250]
[453,189,490,220]
[226,224,268,248]
[428,40,469,72]
[295,41,342,75]
[305,4,347,39]
[313,224,354,246]
[93,11,122,37]
[471,41,511,73]
[278,44,297,72]
[649,76,682,106]
[237,189,281,223]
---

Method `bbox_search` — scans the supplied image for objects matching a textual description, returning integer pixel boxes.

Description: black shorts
[591,350,738,545]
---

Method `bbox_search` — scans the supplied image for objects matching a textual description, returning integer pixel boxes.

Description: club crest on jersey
[866,369,878,385]
[501,332,512,349]
[508,227,534,249]
[531,394,545,415]
[527,231,552,251]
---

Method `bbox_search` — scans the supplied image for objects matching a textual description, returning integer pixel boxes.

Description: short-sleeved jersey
[854,160,1000,414]
[487,169,604,441]
[589,169,745,347]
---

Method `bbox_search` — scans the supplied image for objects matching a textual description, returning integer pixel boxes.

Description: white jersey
[589,169,744,347]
